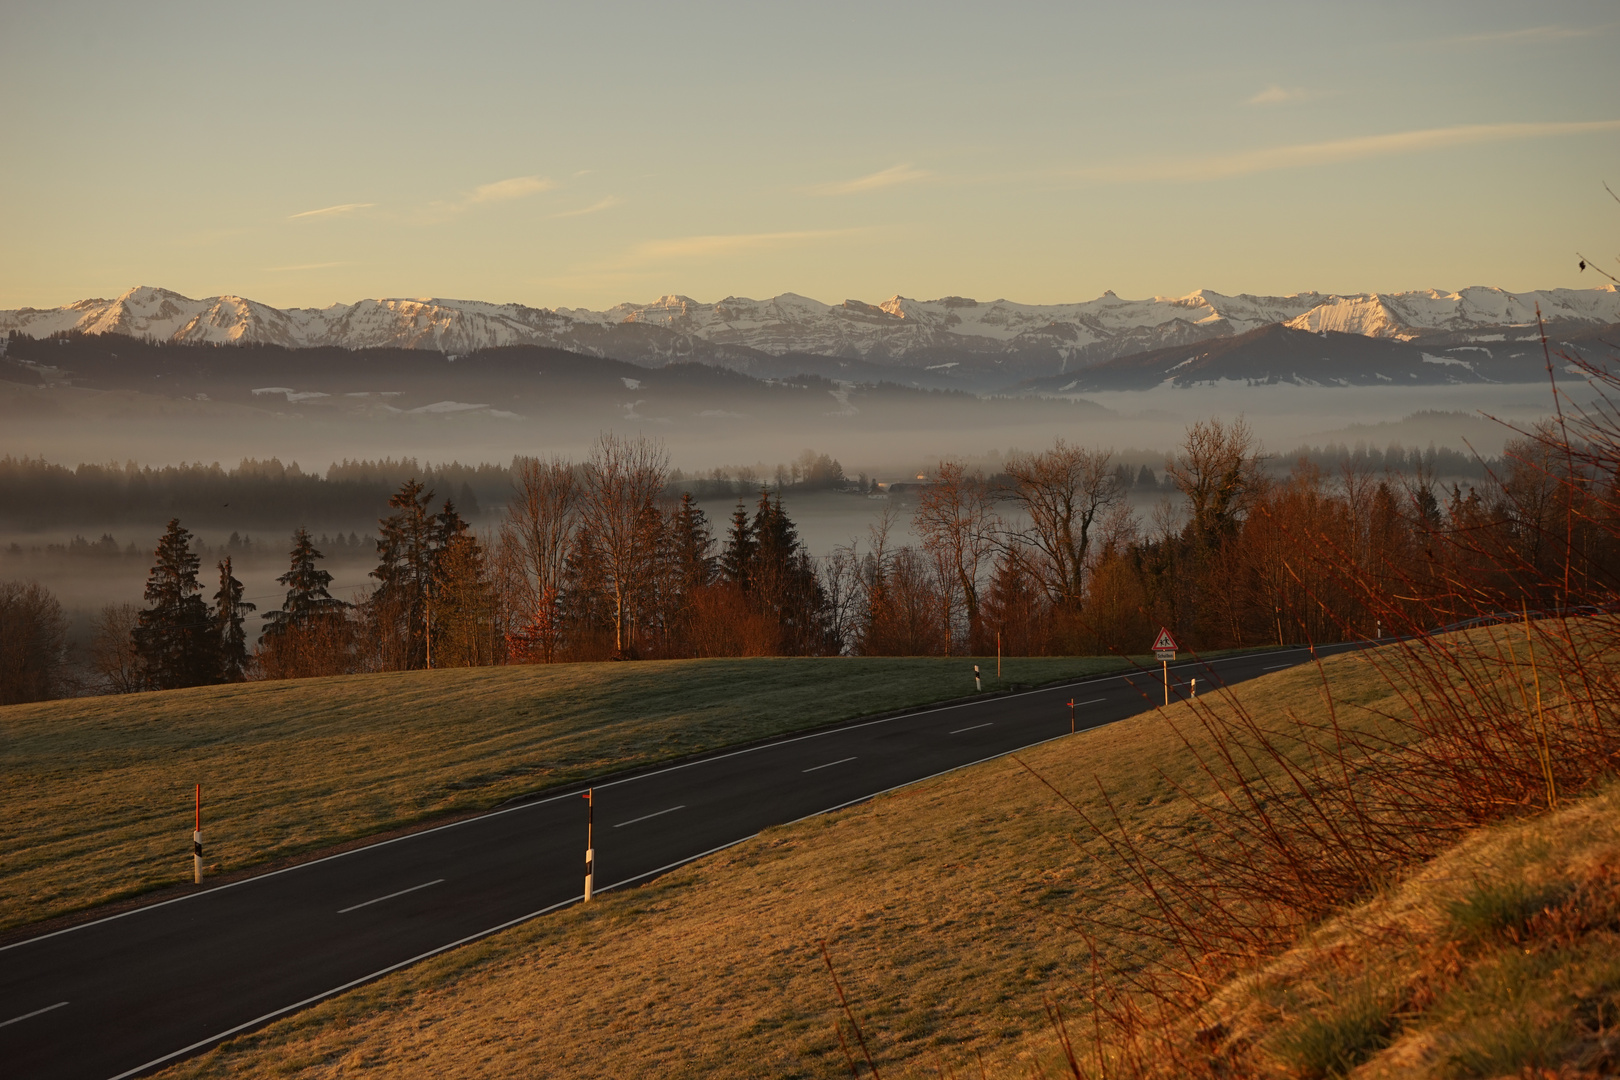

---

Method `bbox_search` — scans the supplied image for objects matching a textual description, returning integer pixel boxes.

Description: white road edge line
[338,879,444,914]
[802,756,857,773]
[3,642,1360,956]
[949,722,992,734]
[0,1000,68,1029]
[87,648,1365,1079]
[102,897,580,1080]
[612,805,685,829]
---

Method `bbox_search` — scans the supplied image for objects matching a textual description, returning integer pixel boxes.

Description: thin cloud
[263,261,353,272]
[809,164,931,196]
[467,175,557,204]
[625,228,864,265]
[1074,120,1620,183]
[1441,23,1594,47]
[1247,84,1304,106]
[554,195,623,218]
[289,203,375,220]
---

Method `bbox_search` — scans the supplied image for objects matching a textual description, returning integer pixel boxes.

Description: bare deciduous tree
[1166,416,1265,546]
[1003,440,1123,608]
[90,601,143,695]
[578,434,670,658]
[500,456,579,661]
[913,460,998,650]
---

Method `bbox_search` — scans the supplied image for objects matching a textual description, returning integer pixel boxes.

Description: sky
[1,0,1617,312]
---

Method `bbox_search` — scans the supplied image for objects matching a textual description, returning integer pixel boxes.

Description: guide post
[583,787,594,903]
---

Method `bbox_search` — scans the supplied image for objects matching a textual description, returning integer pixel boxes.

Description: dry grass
[0,655,1128,931]
[1177,781,1620,1079]
[149,649,1400,1080]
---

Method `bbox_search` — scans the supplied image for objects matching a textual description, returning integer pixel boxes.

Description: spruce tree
[719,499,754,590]
[133,519,218,689]
[214,556,254,682]
[672,492,714,595]
[371,481,468,668]
[262,528,343,641]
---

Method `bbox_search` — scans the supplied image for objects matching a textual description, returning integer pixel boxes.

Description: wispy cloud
[467,175,557,204]
[1247,84,1305,106]
[553,195,623,218]
[624,228,864,265]
[809,164,931,196]
[1441,23,1595,47]
[263,261,353,272]
[289,202,375,220]
[1074,120,1620,183]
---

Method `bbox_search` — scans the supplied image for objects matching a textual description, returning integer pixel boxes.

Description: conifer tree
[719,499,754,590]
[213,556,254,682]
[133,519,218,689]
[672,492,714,596]
[370,480,468,668]
[262,528,343,640]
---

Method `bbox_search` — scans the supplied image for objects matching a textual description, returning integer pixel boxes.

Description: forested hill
[0,457,502,533]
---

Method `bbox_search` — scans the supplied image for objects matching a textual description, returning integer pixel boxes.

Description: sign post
[1153,627,1179,706]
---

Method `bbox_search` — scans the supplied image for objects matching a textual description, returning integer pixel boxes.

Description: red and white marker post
[193,784,204,885]
[583,787,595,903]
[1153,627,1179,706]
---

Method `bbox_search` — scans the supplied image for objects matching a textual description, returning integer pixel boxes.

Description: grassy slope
[150,649,1406,1080]
[1197,785,1620,1079]
[0,655,1130,931]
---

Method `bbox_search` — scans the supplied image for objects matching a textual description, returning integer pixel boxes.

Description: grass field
[147,647,1412,1080]
[0,655,1132,932]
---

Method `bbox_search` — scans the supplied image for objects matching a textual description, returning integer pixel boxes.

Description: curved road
[0,644,1363,1079]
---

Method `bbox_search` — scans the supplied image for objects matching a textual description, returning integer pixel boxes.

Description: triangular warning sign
[1152,627,1179,652]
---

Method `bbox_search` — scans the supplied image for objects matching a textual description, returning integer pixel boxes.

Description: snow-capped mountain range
[4,285,1617,385]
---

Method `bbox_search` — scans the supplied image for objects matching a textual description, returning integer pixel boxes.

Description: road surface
[0,644,1362,1079]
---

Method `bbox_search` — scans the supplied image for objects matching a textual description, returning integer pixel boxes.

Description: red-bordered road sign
[1152,627,1179,653]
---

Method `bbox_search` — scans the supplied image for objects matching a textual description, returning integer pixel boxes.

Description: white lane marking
[803,756,857,773]
[1073,698,1105,707]
[2,642,1363,955]
[950,722,993,734]
[0,1000,68,1029]
[1264,663,1294,670]
[612,805,685,829]
[103,895,580,1080]
[90,643,1372,1079]
[338,879,445,914]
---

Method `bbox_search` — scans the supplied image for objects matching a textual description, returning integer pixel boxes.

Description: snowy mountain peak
[4,285,1618,383]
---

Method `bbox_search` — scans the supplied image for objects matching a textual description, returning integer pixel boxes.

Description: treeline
[0,425,1585,702]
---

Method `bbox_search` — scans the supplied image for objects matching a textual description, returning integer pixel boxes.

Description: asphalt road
[0,643,1364,1079]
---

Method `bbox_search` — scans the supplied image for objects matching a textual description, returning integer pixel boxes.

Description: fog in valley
[2,348,1571,674]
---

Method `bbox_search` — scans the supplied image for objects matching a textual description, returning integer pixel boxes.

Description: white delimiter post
[193,784,203,885]
[973,664,981,692]
[583,787,595,903]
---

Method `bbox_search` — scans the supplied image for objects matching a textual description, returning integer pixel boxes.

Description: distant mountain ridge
[3,284,1617,387]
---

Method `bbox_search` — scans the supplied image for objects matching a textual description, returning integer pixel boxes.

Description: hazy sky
[2,0,1616,311]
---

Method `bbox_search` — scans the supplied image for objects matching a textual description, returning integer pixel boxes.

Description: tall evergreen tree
[370,480,467,669]
[719,500,754,590]
[133,519,218,689]
[262,528,343,641]
[672,492,715,596]
[213,556,254,682]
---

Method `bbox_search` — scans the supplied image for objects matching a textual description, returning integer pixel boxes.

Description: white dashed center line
[613,805,685,828]
[0,1001,68,1029]
[950,722,993,734]
[803,756,857,773]
[1263,663,1294,670]
[339,879,444,914]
